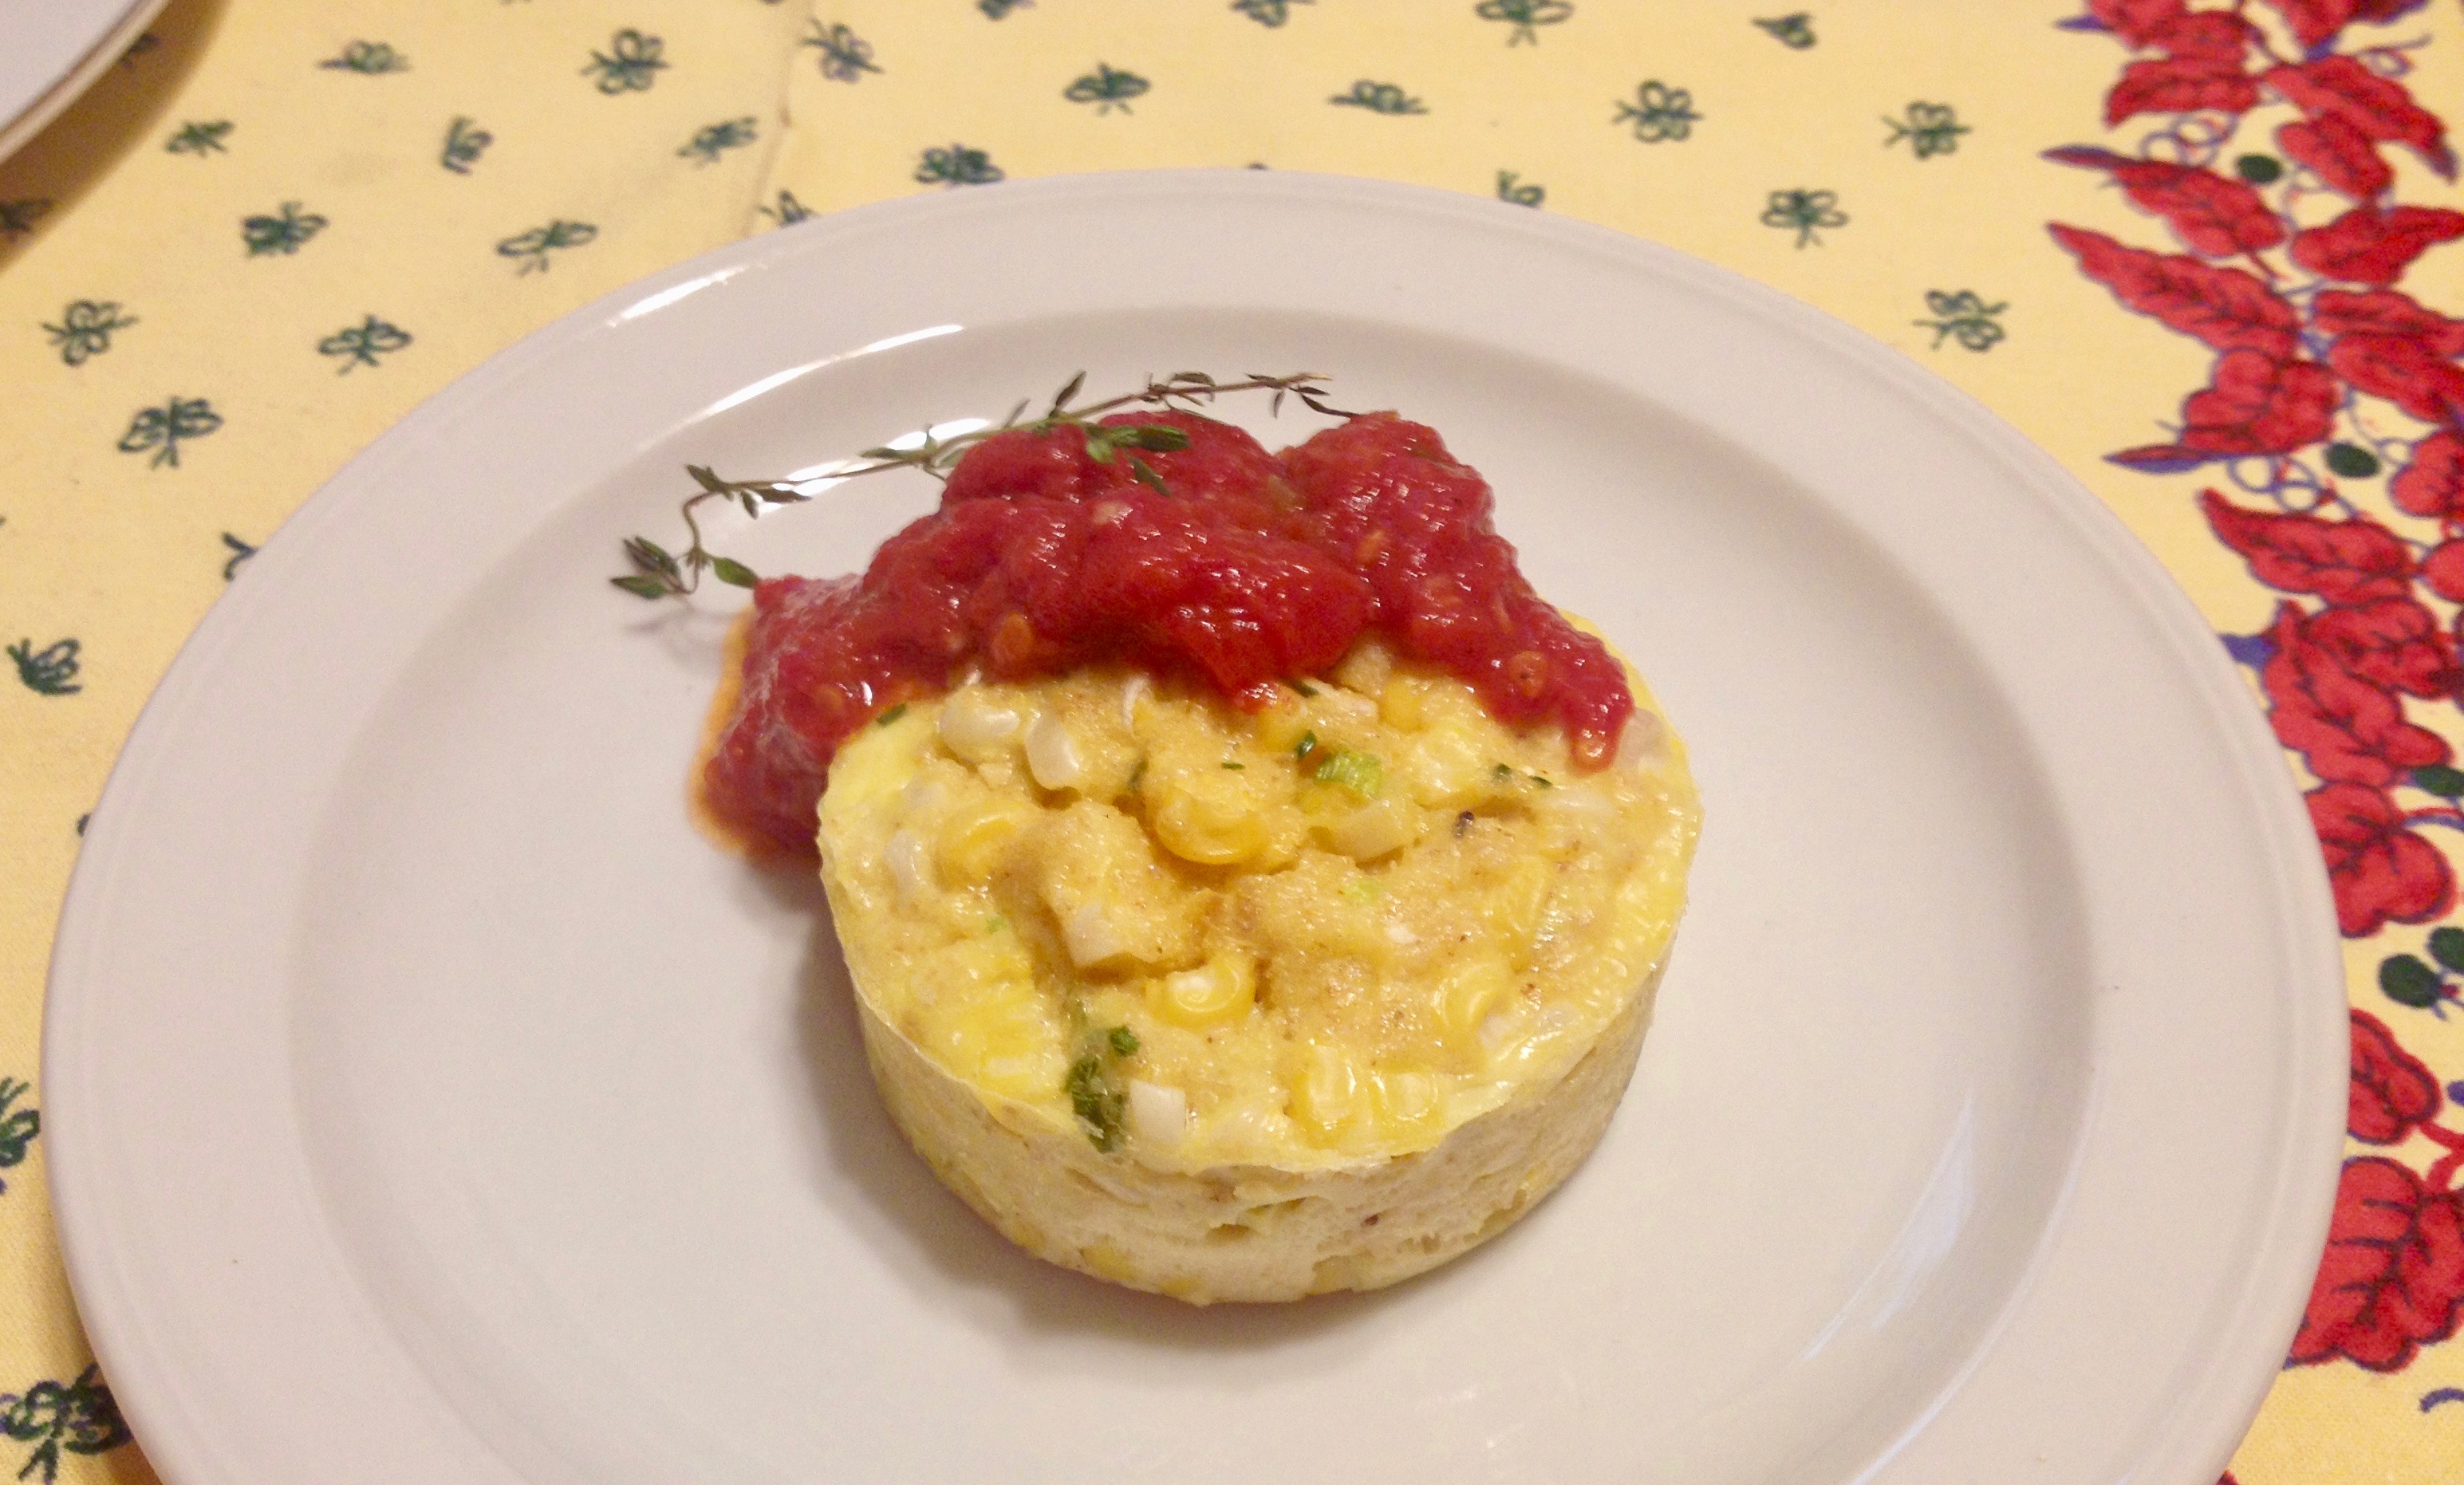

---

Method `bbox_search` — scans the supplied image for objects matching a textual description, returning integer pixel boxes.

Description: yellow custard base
[817,640,1699,1302]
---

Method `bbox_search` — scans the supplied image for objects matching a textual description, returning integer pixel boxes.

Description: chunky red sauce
[704,410,1634,854]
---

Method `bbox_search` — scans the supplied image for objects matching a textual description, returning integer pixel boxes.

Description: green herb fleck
[1108,1026,1140,1057]
[1066,1052,1126,1149]
[1294,731,1319,759]
[1221,760,1245,770]
[984,914,1010,934]
[876,703,909,727]
[1293,680,1319,697]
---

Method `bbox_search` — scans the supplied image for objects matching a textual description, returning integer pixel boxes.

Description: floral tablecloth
[4,0,2462,1479]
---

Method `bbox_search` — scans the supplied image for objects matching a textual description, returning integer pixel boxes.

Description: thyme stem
[611,370,1352,599]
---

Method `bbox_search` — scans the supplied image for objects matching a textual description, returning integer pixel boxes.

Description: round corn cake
[817,642,1698,1304]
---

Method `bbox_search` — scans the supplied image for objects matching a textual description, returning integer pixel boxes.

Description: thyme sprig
[611,369,1354,599]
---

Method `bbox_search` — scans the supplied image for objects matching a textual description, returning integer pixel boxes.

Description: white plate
[0,0,170,165]
[45,173,2345,1485]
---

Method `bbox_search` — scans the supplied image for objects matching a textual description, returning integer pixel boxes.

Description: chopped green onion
[1314,749,1382,798]
[1107,1026,1140,1057]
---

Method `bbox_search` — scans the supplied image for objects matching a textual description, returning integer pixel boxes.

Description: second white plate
[46,172,2345,1485]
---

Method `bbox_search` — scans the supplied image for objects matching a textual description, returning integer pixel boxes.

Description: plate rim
[42,168,2348,1485]
[0,0,174,167]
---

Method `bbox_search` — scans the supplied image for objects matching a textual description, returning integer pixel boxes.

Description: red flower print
[2046,148,2285,256]
[2395,433,2464,523]
[2306,597,2462,699]
[2328,334,2464,423]
[2291,1156,2464,1370]
[2309,289,2464,354]
[2123,352,2336,463]
[2310,782,2457,936]
[2260,0,2361,51]
[2202,490,2413,602]
[2265,57,2458,179]
[2277,114,2394,201]
[2089,0,2187,46]
[2150,10,2259,59]
[2421,538,2464,601]
[2267,605,2451,786]
[2351,1008,2445,1143]
[2107,56,2261,125]
[2048,226,2300,356]
[2291,206,2464,286]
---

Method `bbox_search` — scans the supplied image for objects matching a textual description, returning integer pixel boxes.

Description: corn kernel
[1151,953,1257,1028]
[1025,712,1085,791]
[938,691,1021,760]
[1435,955,1514,1063]
[1370,1066,1445,1138]
[1333,639,1393,695]
[1323,796,1418,861]
[1152,779,1267,865]
[1252,700,1311,754]
[1287,1042,1368,1147]
[1379,676,1429,730]
[1488,857,1551,947]
[940,802,1027,881]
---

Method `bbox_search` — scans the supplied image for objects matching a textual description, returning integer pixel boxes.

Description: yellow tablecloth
[6,1,2462,1478]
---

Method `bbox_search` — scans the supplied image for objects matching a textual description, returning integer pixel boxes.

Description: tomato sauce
[702,410,1634,854]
